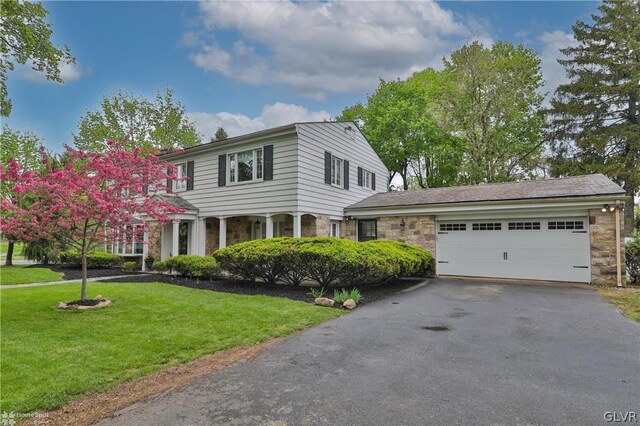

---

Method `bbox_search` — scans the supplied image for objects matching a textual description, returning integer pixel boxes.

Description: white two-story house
[140,121,388,262]
[117,121,627,286]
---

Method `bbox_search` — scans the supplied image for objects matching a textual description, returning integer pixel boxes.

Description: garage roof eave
[345,194,630,216]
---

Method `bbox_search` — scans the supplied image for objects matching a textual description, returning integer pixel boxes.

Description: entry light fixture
[602,204,615,213]
[400,218,406,228]
[255,219,261,226]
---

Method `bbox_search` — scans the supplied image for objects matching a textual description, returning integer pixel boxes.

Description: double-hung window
[175,162,187,192]
[229,148,263,184]
[363,169,371,189]
[331,155,342,187]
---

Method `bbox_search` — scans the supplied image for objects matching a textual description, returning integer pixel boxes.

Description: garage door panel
[436,217,590,283]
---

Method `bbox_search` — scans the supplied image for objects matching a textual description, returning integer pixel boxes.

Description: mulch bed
[27,264,141,281]
[99,273,426,306]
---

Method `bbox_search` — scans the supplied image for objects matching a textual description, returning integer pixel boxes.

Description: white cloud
[187,1,491,99]
[187,102,333,140]
[15,60,90,83]
[538,30,577,100]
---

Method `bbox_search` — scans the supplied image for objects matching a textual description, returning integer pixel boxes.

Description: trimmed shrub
[626,233,640,284]
[362,240,435,278]
[122,261,138,272]
[152,260,169,273]
[163,255,220,280]
[59,251,122,269]
[214,237,435,287]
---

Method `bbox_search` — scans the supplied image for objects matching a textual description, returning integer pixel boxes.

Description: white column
[219,217,227,249]
[172,219,179,258]
[198,218,206,256]
[141,229,149,272]
[293,213,302,238]
[266,215,274,239]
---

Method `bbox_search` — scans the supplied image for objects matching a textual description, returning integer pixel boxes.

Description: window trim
[331,155,343,187]
[548,220,584,230]
[111,224,144,256]
[507,221,541,231]
[174,162,188,192]
[330,221,341,238]
[227,147,264,185]
[472,223,502,231]
[362,169,372,190]
[439,223,467,232]
[357,219,377,242]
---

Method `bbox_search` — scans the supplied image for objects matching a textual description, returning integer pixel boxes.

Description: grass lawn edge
[597,286,640,323]
[21,338,282,426]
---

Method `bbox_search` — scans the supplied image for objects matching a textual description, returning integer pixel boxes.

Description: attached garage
[435,217,590,282]
[344,174,628,285]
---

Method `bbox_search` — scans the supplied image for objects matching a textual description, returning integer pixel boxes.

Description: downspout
[615,200,622,287]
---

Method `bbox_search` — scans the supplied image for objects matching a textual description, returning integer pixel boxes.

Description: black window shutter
[343,160,349,190]
[186,161,195,190]
[371,173,376,191]
[166,167,172,193]
[263,145,273,180]
[218,154,227,187]
[324,151,332,184]
[142,185,148,195]
[357,167,363,186]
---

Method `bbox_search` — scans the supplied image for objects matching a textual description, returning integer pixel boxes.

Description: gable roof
[152,194,199,211]
[346,174,626,210]
[161,121,358,159]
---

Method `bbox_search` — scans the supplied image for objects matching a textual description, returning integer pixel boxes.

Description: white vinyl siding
[296,122,388,217]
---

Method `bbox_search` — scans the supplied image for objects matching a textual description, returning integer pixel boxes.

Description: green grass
[0,282,343,413]
[0,265,64,285]
[0,241,25,260]
[598,287,640,322]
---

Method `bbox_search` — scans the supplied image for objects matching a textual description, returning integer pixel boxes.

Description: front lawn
[0,265,64,285]
[1,282,343,414]
[598,287,640,322]
[0,241,25,261]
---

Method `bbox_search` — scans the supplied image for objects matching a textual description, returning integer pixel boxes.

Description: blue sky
[5,1,599,152]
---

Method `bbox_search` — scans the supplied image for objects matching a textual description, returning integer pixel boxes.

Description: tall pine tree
[547,0,639,235]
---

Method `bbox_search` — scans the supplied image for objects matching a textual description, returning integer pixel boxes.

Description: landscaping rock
[343,299,357,310]
[56,302,68,309]
[56,298,112,310]
[314,297,335,307]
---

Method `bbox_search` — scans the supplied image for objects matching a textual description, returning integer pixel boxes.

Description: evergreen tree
[213,127,228,142]
[547,0,639,235]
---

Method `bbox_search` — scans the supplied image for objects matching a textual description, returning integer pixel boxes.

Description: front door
[178,221,189,255]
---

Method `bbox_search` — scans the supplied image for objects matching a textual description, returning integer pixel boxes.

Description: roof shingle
[347,174,625,210]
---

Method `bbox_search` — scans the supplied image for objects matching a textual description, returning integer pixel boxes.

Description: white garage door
[436,217,590,283]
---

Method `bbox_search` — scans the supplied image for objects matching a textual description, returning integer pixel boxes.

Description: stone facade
[589,208,626,285]
[301,214,331,237]
[343,215,436,255]
[146,221,162,260]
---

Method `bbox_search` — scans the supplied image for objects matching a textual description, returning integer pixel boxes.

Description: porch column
[198,218,206,256]
[171,219,179,257]
[219,217,227,249]
[141,229,149,272]
[293,213,302,238]
[266,215,274,239]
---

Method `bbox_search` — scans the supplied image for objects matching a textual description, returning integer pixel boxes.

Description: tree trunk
[80,252,88,300]
[4,241,14,266]
[623,181,636,237]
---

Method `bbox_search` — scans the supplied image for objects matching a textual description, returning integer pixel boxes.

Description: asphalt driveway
[102,279,640,425]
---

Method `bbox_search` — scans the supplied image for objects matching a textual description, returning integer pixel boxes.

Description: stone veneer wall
[342,215,436,255]
[589,208,626,285]
[301,214,331,237]
[146,221,162,260]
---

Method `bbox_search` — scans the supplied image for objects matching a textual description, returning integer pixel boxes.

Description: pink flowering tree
[0,141,184,300]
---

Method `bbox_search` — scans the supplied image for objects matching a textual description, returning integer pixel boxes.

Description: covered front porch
[145,211,341,263]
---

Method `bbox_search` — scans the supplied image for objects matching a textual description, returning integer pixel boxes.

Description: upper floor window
[362,169,372,189]
[331,155,342,187]
[229,148,263,184]
[175,163,187,192]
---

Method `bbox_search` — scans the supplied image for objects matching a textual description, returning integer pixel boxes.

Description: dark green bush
[213,237,435,287]
[152,260,169,272]
[162,255,220,280]
[59,251,122,269]
[626,233,640,284]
